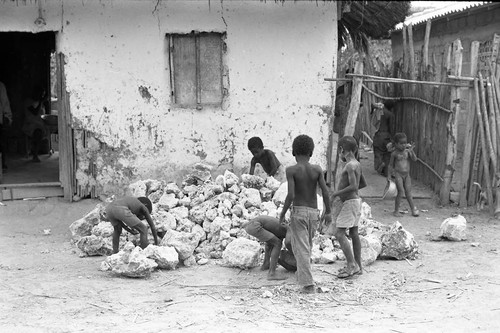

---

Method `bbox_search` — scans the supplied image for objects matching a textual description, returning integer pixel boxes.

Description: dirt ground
[1,185,500,332]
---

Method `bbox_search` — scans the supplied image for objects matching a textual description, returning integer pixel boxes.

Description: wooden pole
[334,74,469,87]
[402,25,408,75]
[408,23,415,81]
[423,20,432,78]
[474,78,495,213]
[440,39,462,205]
[459,41,479,207]
[479,73,497,172]
[487,78,498,156]
[344,61,364,136]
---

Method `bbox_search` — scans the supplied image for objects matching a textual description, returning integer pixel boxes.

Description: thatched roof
[340,1,410,52]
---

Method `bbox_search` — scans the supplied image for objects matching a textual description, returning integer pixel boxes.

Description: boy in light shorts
[326,136,363,278]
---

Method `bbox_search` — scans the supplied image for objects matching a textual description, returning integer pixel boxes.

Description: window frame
[168,32,226,109]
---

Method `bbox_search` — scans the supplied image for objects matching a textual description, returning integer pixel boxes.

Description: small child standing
[247,136,286,182]
[328,136,363,278]
[279,135,331,294]
[387,132,419,217]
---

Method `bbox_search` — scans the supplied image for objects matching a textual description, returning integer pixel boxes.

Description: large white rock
[102,243,158,278]
[69,204,106,240]
[440,215,467,241]
[210,216,232,234]
[158,193,179,210]
[91,222,114,238]
[265,176,282,192]
[143,244,179,270]
[241,174,266,189]
[77,235,113,256]
[380,222,418,260]
[170,206,189,221]
[144,179,164,194]
[224,170,239,188]
[260,187,273,202]
[360,202,372,221]
[128,180,147,197]
[261,201,278,218]
[160,229,202,260]
[242,188,262,208]
[360,234,382,266]
[165,182,181,195]
[152,211,177,233]
[272,183,288,206]
[221,238,261,269]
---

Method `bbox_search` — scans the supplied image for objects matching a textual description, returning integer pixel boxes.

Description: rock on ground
[77,235,113,257]
[380,222,418,260]
[91,222,114,238]
[221,238,261,269]
[160,229,202,260]
[101,243,158,278]
[440,215,467,241]
[360,234,382,266]
[143,244,179,270]
[69,204,106,240]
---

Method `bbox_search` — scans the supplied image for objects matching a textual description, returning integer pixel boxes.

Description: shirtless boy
[387,132,419,217]
[242,215,293,280]
[106,196,159,253]
[248,136,286,182]
[279,135,331,294]
[329,136,363,278]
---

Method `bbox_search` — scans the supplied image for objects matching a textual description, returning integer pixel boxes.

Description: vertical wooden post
[402,25,408,74]
[408,23,415,80]
[440,39,462,205]
[473,78,494,213]
[344,61,364,136]
[459,41,479,207]
[422,20,432,74]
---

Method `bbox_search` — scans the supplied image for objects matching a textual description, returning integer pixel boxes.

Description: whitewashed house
[0,0,338,199]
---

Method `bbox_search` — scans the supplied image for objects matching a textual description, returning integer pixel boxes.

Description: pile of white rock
[69,163,419,277]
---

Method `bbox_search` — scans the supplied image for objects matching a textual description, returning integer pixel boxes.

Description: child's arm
[331,163,359,197]
[387,152,395,182]
[279,168,294,224]
[249,157,256,175]
[407,145,417,161]
[318,167,332,225]
[112,225,122,254]
[141,207,159,245]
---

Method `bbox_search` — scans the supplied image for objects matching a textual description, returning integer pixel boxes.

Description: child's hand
[323,213,332,226]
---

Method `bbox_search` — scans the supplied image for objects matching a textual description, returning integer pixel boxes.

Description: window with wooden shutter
[168,32,224,108]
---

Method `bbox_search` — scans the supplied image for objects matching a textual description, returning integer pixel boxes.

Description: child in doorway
[105,196,159,253]
[279,135,331,294]
[327,136,363,278]
[247,136,286,182]
[387,132,419,217]
[241,215,294,280]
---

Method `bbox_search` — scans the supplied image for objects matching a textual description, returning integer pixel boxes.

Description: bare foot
[393,211,403,217]
[412,209,420,217]
[300,285,316,294]
[260,264,270,271]
[267,273,287,281]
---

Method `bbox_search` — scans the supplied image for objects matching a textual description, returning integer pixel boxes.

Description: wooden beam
[402,25,408,74]
[335,74,469,87]
[440,39,462,205]
[459,41,479,207]
[344,61,364,136]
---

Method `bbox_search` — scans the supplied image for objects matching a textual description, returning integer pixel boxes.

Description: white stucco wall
[0,0,337,194]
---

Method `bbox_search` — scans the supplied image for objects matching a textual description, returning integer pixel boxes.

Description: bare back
[287,162,321,208]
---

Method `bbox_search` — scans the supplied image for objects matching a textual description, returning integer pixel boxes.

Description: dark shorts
[105,204,141,228]
[244,220,275,242]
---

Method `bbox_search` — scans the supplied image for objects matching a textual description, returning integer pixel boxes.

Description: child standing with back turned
[387,132,420,217]
[279,135,331,294]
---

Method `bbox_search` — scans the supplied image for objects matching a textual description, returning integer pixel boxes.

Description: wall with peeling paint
[0,0,338,195]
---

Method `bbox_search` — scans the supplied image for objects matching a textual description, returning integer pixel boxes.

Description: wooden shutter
[172,35,197,106]
[199,33,223,105]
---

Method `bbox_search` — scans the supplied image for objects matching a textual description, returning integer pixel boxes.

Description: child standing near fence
[387,132,419,217]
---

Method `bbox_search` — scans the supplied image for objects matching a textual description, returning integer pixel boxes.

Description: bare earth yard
[1,192,500,333]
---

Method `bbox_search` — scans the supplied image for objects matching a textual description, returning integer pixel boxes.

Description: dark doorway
[0,31,59,185]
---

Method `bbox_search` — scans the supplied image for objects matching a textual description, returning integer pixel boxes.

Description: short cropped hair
[248,137,264,150]
[138,197,153,214]
[383,100,395,110]
[292,135,314,157]
[338,135,358,153]
[394,132,407,143]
